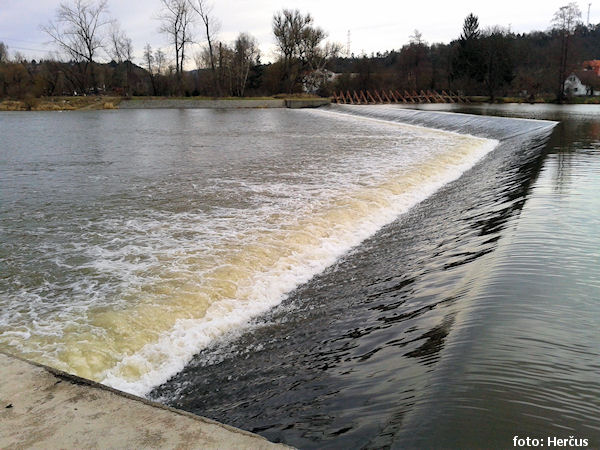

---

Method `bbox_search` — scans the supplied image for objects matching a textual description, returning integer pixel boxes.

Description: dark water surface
[149,104,600,448]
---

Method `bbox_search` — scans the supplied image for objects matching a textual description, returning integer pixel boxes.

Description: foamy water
[0,108,497,396]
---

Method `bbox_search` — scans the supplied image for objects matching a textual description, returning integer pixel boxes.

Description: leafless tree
[155,49,167,75]
[273,9,335,93]
[144,44,169,95]
[143,43,156,94]
[108,22,133,95]
[194,40,231,96]
[232,33,259,96]
[552,2,582,102]
[273,9,313,81]
[109,22,133,63]
[189,0,220,95]
[304,40,340,72]
[409,30,425,45]
[0,42,8,63]
[42,0,111,94]
[158,0,193,79]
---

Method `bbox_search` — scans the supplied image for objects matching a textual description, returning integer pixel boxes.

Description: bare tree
[304,39,340,72]
[143,44,168,95]
[155,48,167,75]
[158,0,193,82]
[0,42,8,64]
[109,22,133,63]
[303,41,341,94]
[194,40,232,96]
[42,0,111,94]
[143,43,157,95]
[232,33,259,96]
[108,22,133,95]
[273,9,313,92]
[189,0,220,95]
[273,9,334,93]
[552,2,582,102]
[409,29,425,45]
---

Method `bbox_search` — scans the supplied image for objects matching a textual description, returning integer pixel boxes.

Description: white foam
[102,137,499,396]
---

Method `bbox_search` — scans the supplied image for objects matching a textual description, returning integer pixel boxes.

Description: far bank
[0,96,330,111]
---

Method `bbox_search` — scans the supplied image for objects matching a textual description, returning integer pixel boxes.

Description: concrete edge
[0,350,275,443]
[118,98,331,109]
[284,99,331,108]
[118,99,285,109]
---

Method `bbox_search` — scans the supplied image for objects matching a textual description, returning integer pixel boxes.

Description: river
[1,104,598,447]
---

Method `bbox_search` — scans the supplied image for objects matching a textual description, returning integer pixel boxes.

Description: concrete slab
[118,98,331,109]
[0,352,289,449]
[119,99,286,109]
[284,99,331,108]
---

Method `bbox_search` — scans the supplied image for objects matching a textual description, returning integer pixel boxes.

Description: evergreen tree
[452,13,485,89]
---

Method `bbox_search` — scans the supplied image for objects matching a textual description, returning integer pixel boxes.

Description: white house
[564,73,600,96]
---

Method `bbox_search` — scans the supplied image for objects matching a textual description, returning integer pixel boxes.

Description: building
[582,60,600,76]
[564,61,600,96]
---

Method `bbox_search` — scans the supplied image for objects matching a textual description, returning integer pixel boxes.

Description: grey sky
[0,0,597,66]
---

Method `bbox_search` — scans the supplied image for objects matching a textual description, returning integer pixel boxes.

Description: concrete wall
[119,98,331,109]
[0,352,289,449]
[285,99,331,109]
[119,99,286,109]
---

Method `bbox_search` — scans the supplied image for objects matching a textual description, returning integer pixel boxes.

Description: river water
[1,104,598,448]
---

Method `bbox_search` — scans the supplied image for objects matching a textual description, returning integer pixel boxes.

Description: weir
[327,104,557,140]
[332,89,469,104]
[144,106,560,447]
[0,105,559,448]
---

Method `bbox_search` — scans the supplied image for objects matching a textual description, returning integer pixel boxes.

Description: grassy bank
[126,93,323,101]
[0,94,326,111]
[0,96,122,111]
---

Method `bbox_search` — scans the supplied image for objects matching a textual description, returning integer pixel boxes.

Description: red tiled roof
[583,60,600,76]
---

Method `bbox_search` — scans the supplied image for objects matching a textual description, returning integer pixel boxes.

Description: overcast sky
[0,0,597,66]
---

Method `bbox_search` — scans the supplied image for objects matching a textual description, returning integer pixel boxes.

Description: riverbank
[2,95,598,110]
[0,351,287,449]
[0,95,330,111]
[0,96,122,111]
[120,98,285,109]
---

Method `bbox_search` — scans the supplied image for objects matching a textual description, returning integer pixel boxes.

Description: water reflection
[403,313,455,365]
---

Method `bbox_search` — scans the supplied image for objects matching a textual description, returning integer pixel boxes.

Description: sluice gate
[332,89,470,104]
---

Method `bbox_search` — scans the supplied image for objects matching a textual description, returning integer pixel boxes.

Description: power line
[0,36,47,45]
[5,45,49,53]
[0,36,50,54]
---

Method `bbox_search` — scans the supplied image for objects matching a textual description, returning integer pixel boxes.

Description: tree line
[333,3,600,101]
[1,0,599,101]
